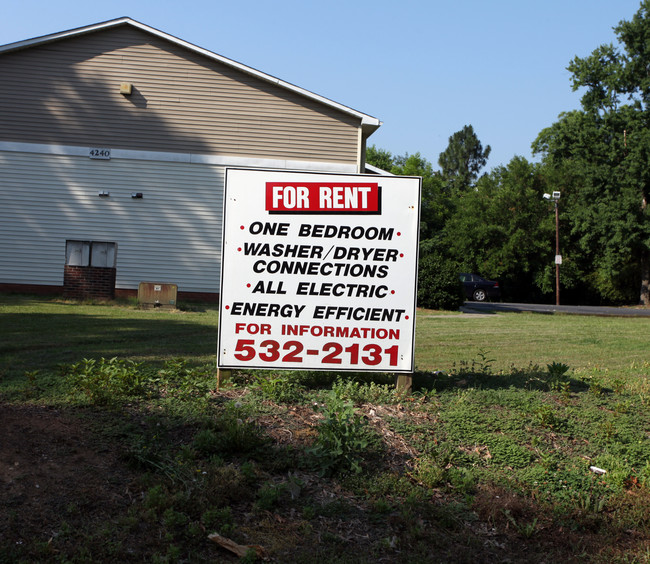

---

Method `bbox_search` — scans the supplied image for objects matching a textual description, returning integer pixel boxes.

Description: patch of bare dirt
[0,404,140,556]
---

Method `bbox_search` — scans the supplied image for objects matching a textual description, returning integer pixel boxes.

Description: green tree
[366,147,449,240]
[438,125,491,195]
[365,145,395,172]
[441,157,553,301]
[390,152,449,240]
[366,147,460,307]
[533,1,650,305]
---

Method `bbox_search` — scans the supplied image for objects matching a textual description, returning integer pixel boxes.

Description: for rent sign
[266,182,381,214]
[218,169,421,373]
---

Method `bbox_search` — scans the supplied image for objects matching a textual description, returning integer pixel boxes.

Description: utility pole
[554,197,560,306]
[544,192,561,306]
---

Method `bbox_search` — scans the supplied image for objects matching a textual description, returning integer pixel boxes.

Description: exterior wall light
[120,82,133,95]
[98,190,110,197]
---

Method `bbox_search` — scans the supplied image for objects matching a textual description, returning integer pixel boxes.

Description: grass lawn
[1,294,650,562]
[416,308,650,371]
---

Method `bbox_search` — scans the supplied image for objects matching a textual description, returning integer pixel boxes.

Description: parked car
[459,273,501,302]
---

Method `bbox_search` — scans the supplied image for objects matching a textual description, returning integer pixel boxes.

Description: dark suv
[459,273,501,302]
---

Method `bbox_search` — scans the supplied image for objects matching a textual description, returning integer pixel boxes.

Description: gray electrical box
[138,282,178,309]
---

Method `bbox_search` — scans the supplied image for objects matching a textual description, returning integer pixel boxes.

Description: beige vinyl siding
[0,151,223,292]
[0,26,360,165]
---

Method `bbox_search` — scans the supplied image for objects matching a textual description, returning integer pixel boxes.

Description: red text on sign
[232,338,400,366]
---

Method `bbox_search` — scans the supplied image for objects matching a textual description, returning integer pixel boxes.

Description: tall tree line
[368,1,650,306]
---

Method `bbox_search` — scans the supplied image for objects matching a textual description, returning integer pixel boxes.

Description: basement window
[66,240,117,268]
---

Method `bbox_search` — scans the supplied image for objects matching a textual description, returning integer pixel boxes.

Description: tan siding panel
[0,26,360,165]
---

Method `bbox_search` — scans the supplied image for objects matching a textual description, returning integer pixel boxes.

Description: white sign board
[218,168,421,373]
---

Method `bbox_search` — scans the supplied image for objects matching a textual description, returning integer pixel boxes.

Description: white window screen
[66,240,117,267]
[91,242,117,267]
[66,241,90,266]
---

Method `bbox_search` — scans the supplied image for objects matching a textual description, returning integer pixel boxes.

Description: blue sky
[2,0,644,171]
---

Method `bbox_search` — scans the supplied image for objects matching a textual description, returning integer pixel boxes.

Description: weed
[240,460,257,481]
[126,436,195,488]
[488,436,534,468]
[187,402,267,458]
[474,348,495,374]
[317,498,354,518]
[22,370,39,399]
[202,506,235,535]
[158,359,217,402]
[192,429,221,456]
[424,441,458,468]
[153,544,182,563]
[210,401,267,455]
[369,498,392,514]
[411,443,472,490]
[252,373,306,403]
[534,404,566,430]
[558,380,572,400]
[452,348,495,377]
[614,401,630,414]
[589,380,604,396]
[144,485,170,513]
[538,451,559,471]
[308,391,376,475]
[448,467,477,495]
[612,378,626,395]
[577,492,608,513]
[601,419,616,441]
[254,481,287,511]
[332,376,401,405]
[547,362,570,379]
[162,508,189,530]
[158,357,192,379]
[301,505,316,520]
[412,455,447,488]
[241,547,261,563]
[503,509,538,538]
[344,470,415,499]
[65,357,150,404]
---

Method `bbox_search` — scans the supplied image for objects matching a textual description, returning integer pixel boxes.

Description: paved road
[461,301,650,317]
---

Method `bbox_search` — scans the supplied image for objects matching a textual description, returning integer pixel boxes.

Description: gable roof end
[0,17,381,136]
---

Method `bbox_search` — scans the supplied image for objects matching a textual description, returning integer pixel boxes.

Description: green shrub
[417,253,465,310]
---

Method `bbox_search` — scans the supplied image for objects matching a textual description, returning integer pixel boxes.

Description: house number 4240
[89,148,111,159]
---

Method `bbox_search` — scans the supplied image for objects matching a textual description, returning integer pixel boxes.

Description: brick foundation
[0,283,64,296]
[63,265,116,300]
[1,282,219,303]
